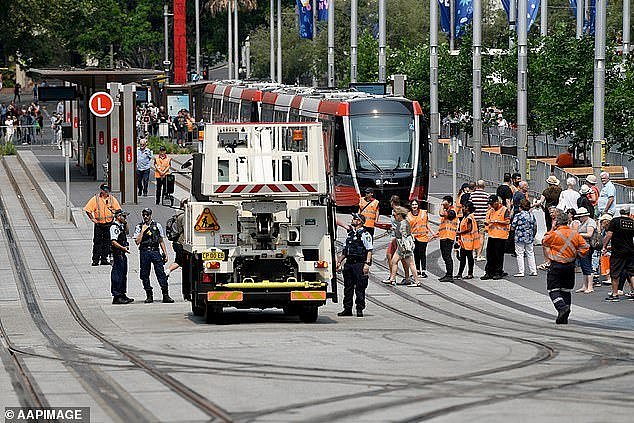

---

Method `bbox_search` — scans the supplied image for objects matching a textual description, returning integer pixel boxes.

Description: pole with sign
[450,122,460,202]
[61,123,73,223]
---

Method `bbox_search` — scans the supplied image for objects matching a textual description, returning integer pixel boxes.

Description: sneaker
[112,296,132,305]
[420,271,428,278]
[529,272,538,276]
[356,310,364,317]
[464,275,474,280]
[381,278,394,284]
[337,310,353,317]
[439,275,453,282]
[480,274,493,280]
[605,294,620,302]
[513,273,525,277]
[476,256,486,262]
[454,274,462,280]
[625,292,634,298]
[556,305,571,324]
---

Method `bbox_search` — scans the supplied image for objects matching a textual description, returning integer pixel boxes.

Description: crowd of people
[1,101,45,145]
[136,103,199,147]
[337,170,634,323]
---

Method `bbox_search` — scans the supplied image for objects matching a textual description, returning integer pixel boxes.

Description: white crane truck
[182,123,338,323]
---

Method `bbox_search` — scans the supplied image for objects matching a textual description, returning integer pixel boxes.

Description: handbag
[589,228,602,249]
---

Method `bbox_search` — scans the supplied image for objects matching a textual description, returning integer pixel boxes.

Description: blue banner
[318,0,328,21]
[438,0,474,38]
[568,0,596,35]
[297,0,313,39]
[500,0,540,33]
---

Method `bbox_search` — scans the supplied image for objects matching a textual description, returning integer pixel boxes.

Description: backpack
[589,228,603,249]
[166,213,182,242]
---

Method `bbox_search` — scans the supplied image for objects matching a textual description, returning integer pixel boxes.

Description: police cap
[114,209,129,218]
[142,207,153,216]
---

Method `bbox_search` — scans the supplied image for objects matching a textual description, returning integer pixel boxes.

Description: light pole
[473,0,482,180]
[576,0,583,38]
[195,0,200,75]
[277,0,282,83]
[592,0,607,180]
[328,0,335,87]
[540,0,547,37]
[450,0,455,51]
[270,0,275,81]
[351,0,358,83]
[163,4,172,80]
[378,0,386,83]
[509,0,516,48]
[624,0,631,56]
[430,0,439,178]
[234,0,239,79]
[517,0,528,178]
[228,1,233,78]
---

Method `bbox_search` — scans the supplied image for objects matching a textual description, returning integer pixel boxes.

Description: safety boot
[162,288,174,303]
[144,290,154,303]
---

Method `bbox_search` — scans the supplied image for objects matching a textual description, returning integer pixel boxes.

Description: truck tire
[205,304,223,324]
[191,296,205,316]
[299,306,318,323]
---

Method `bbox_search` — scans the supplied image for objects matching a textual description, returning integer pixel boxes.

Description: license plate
[202,251,225,261]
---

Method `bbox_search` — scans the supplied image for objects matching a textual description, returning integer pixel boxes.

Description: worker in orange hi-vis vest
[407,199,431,278]
[434,195,458,282]
[153,146,172,205]
[542,213,590,324]
[481,194,511,281]
[84,183,121,266]
[358,187,380,237]
[455,202,481,280]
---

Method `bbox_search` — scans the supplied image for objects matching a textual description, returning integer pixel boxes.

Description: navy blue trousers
[111,254,128,297]
[140,250,168,292]
[342,262,368,312]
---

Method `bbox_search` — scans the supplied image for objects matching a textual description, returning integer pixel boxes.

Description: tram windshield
[351,114,415,171]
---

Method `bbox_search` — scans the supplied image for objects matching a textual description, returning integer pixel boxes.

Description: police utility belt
[345,256,367,265]
[139,246,160,252]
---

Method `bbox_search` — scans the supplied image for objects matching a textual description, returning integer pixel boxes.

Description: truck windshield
[351,114,414,171]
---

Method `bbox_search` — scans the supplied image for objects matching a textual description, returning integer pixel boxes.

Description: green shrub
[1,142,16,156]
[146,136,193,155]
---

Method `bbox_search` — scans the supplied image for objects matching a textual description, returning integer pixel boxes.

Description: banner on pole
[318,0,328,21]
[438,0,474,38]
[500,0,541,32]
[297,0,314,39]
[568,0,597,35]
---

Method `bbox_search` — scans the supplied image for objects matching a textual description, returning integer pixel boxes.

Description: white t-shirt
[557,189,580,212]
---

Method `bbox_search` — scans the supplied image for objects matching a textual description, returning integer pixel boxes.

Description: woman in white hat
[585,174,599,209]
[532,175,562,232]
[577,185,595,219]
[575,207,597,293]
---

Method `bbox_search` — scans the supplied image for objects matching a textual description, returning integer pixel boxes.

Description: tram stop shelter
[29,68,164,204]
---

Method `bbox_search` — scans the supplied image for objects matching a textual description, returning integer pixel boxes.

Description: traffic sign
[195,208,220,232]
[89,92,114,118]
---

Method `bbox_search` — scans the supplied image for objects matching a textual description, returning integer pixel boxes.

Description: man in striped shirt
[469,180,490,261]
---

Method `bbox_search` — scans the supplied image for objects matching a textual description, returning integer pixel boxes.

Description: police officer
[336,213,373,317]
[110,210,134,305]
[542,213,589,324]
[134,208,174,303]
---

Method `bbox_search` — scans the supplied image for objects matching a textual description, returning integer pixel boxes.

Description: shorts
[578,251,593,275]
[477,220,486,235]
[387,238,397,256]
[609,255,634,280]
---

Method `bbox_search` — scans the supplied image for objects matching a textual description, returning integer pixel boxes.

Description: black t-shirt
[496,184,513,204]
[608,217,634,257]
[577,196,595,219]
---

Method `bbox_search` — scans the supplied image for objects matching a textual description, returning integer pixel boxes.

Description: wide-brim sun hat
[599,213,613,222]
[576,207,590,217]
[546,175,560,185]
[579,185,591,195]
[585,175,598,184]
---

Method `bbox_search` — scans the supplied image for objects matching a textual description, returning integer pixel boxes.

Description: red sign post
[89,92,114,118]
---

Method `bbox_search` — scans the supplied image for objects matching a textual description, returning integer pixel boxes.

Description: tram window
[240,102,250,122]
[282,157,292,181]
[274,110,287,122]
[218,160,229,182]
[289,108,300,122]
[261,104,274,122]
[251,102,259,122]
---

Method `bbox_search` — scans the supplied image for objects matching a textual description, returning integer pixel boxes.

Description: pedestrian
[436,195,458,282]
[511,173,522,193]
[137,138,153,197]
[598,214,613,287]
[567,209,580,232]
[557,177,580,212]
[380,196,412,284]
[13,82,21,103]
[386,207,419,286]
[585,175,600,211]
[469,180,490,261]
[496,173,514,210]
[84,183,120,266]
[510,199,537,277]
[455,202,480,280]
[555,147,574,168]
[32,83,38,102]
[577,185,595,219]
[110,210,134,304]
[542,213,589,324]
[358,187,380,237]
[598,172,616,216]
[456,183,470,219]
[165,199,190,300]
[336,213,373,317]
[574,207,597,294]
[512,181,529,214]
[134,208,174,303]
[481,195,511,280]
[407,199,431,278]
[153,146,172,205]
[602,207,634,302]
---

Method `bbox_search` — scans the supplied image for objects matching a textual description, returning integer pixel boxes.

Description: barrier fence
[1,124,57,146]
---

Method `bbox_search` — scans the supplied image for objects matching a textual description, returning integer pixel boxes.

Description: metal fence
[1,124,56,146]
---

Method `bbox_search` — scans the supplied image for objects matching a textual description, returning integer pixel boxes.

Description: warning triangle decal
[194,208,220,232]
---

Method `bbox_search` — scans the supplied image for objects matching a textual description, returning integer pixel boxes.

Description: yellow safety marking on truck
[207,291,243,301]
[195,207,220,232]
[290,291,327,301]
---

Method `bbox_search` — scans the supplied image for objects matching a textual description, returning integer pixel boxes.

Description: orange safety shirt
[458,214,481,251]
[438,206,458,240]
[407,210,429,242]
[359,197,379,229]
[84,194,120,224]
[154,155,172,179]
[486,205,511,239]
[456,192,464,218]
[542,225,589,263]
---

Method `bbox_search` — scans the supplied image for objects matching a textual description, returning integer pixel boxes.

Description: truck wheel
[204,304,223,324]
[299,306,318,323]
[191,296,204,316]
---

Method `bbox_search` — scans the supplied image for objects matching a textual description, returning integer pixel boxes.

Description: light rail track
[0,157,234,423]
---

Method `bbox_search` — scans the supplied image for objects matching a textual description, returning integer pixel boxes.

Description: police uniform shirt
[345,228,374,257]
[110,223,127,241]
[133,221,166,239]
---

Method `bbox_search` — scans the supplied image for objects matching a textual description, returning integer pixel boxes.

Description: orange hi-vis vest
[83,194,120,224]
[486,205,511,239]
[456,192,464,218]
[359,197,379,228]
[407,210,429,242]
[458,214,481,251]
[438,206,458,240]
[155,155,172,178]
[542,226,589,263]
